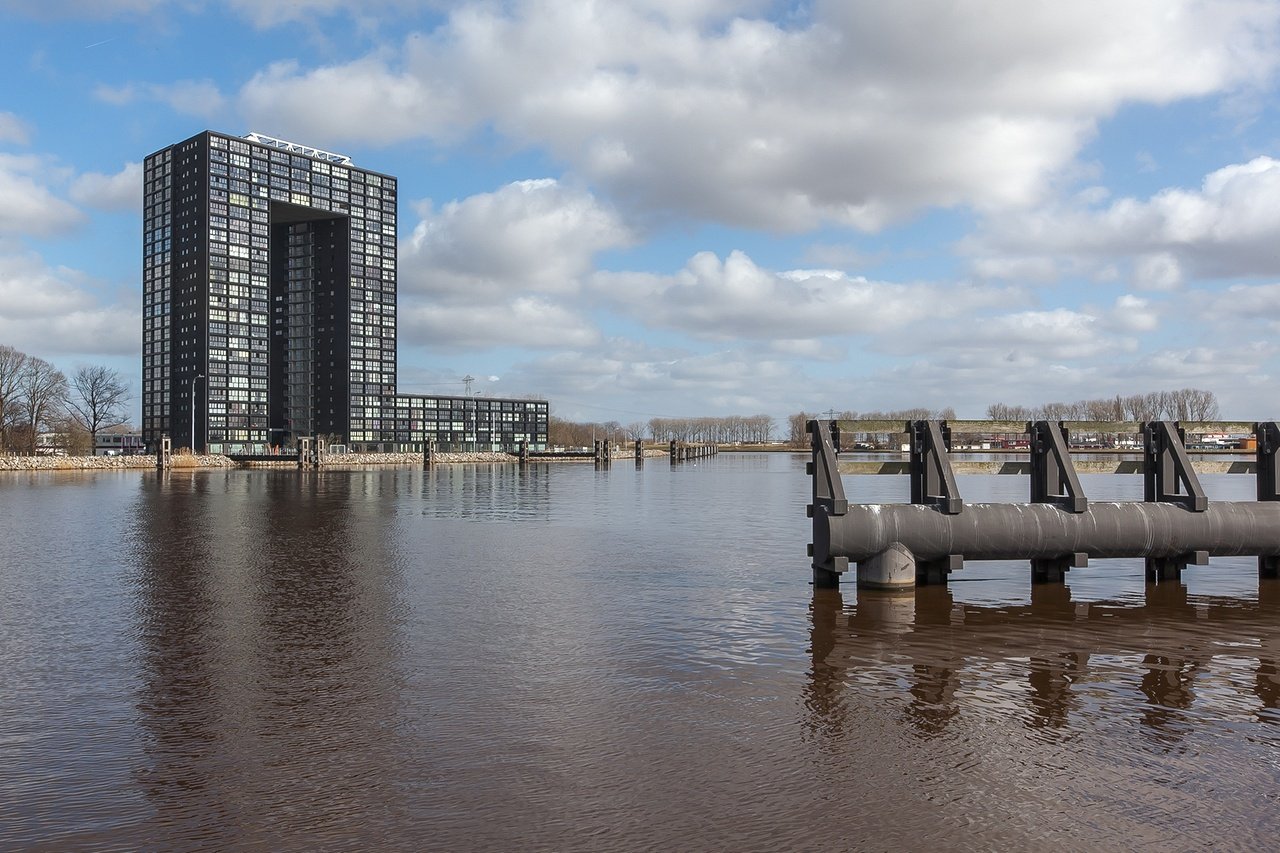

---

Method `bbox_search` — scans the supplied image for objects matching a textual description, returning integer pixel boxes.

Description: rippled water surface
[2,455,1278,850]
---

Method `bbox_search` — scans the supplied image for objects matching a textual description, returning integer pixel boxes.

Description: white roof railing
[242,132,354,165]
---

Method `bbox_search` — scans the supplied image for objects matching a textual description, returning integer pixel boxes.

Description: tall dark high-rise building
[142,130,548,453]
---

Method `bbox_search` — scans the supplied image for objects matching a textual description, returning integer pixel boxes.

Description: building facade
[142,130,548,453]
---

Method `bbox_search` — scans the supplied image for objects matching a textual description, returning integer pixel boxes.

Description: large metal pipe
[815,501,1280,563]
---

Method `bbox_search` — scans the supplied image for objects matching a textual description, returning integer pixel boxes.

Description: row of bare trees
[0,344,131,455]
[548,414,776,448]
[787,408,957,445]
[645,415,774,444]
[986,389,1219,422]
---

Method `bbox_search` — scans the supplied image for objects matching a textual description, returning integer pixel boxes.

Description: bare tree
[1184,388,1219,420]
[66,365,130,456]
[0,344,27,453]
[17,356,68,455]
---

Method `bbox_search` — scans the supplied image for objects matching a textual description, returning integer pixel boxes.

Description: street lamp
[191,373,204,453]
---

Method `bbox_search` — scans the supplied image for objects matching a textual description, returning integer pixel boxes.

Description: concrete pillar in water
[857,543,917,590]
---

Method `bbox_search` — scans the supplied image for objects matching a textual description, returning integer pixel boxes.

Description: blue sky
[3,1,1280,427]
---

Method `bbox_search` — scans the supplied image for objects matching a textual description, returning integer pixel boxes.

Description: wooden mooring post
[669,441,718,463]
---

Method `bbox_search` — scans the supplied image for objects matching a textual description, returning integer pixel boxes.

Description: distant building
[142,130,549,453]
[95,432,145,456]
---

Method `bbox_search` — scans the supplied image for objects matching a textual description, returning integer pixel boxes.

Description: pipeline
[808,418,1280,588]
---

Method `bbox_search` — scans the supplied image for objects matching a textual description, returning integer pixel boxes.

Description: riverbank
[0,448,672,471]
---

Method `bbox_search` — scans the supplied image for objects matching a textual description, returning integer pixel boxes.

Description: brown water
[1,456,1277,850]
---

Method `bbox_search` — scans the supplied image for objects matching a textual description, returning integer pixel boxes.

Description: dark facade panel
[142,130,549,453]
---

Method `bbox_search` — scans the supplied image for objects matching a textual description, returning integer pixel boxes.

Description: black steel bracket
[1142,421,1207,512]
[808,420,849,584]
[808,419,847,518]
[918,554,963,585]
[1256,421,1280,578]
[908,420,961,514]
[1032,552,1087,584]
[1146,551,1208,583]
[1028,420,1087,513]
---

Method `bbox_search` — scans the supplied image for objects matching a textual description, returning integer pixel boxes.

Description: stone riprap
[0,454,234,471]
[1,448,675,471]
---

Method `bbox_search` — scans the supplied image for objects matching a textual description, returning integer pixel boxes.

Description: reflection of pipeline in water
[805,581,1280,743]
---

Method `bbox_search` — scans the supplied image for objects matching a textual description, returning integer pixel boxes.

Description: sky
[3,1,1280,427]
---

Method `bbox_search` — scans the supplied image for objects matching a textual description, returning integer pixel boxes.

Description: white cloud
[970,156,1280,283]
[240,59,455,145]
[399,295,600,351]
[1106,294,1161,333]
[231,0,1280,230]
[400,179,633,300]
[0,154,83,237]
[0,249,136,356]
[70,162,141,212]
[1132,253,1183,291]
[590,250,1017,340]
[509,344,807,419]
[0,112,30,145]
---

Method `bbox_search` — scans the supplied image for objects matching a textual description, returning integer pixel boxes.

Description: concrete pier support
[156,436,172,469]
[857,543,917,589]
[424,440,436,468]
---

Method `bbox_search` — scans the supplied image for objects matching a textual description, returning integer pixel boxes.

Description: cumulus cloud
[231,0,1280,231]
[0,154,83,237]
[879,306,1128,363]
[70,162,142,212]
[398,296,600,350]
[400,179,633,300]
[589,250,1017,341]
[394,178,633,351]
[970,156,1280,283]
[1106,294,1161,333]
[0,249,136,355]
[509,344,806,418]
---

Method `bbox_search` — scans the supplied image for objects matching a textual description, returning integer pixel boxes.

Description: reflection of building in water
[127,471,408,847]
[806,581,1280,744]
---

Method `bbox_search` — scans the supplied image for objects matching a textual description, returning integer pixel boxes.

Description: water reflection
[126,471,409,848]
[807,581,1280,747]
[420,463,552,521]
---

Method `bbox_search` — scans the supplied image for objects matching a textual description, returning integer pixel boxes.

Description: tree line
[548,414,776,448]
[785,390,1222,446]
[985,389,1219,422]
[0,344,131,456]
[787,408,957,445]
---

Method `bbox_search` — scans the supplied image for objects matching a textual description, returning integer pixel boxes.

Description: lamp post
[191,373,204,453]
